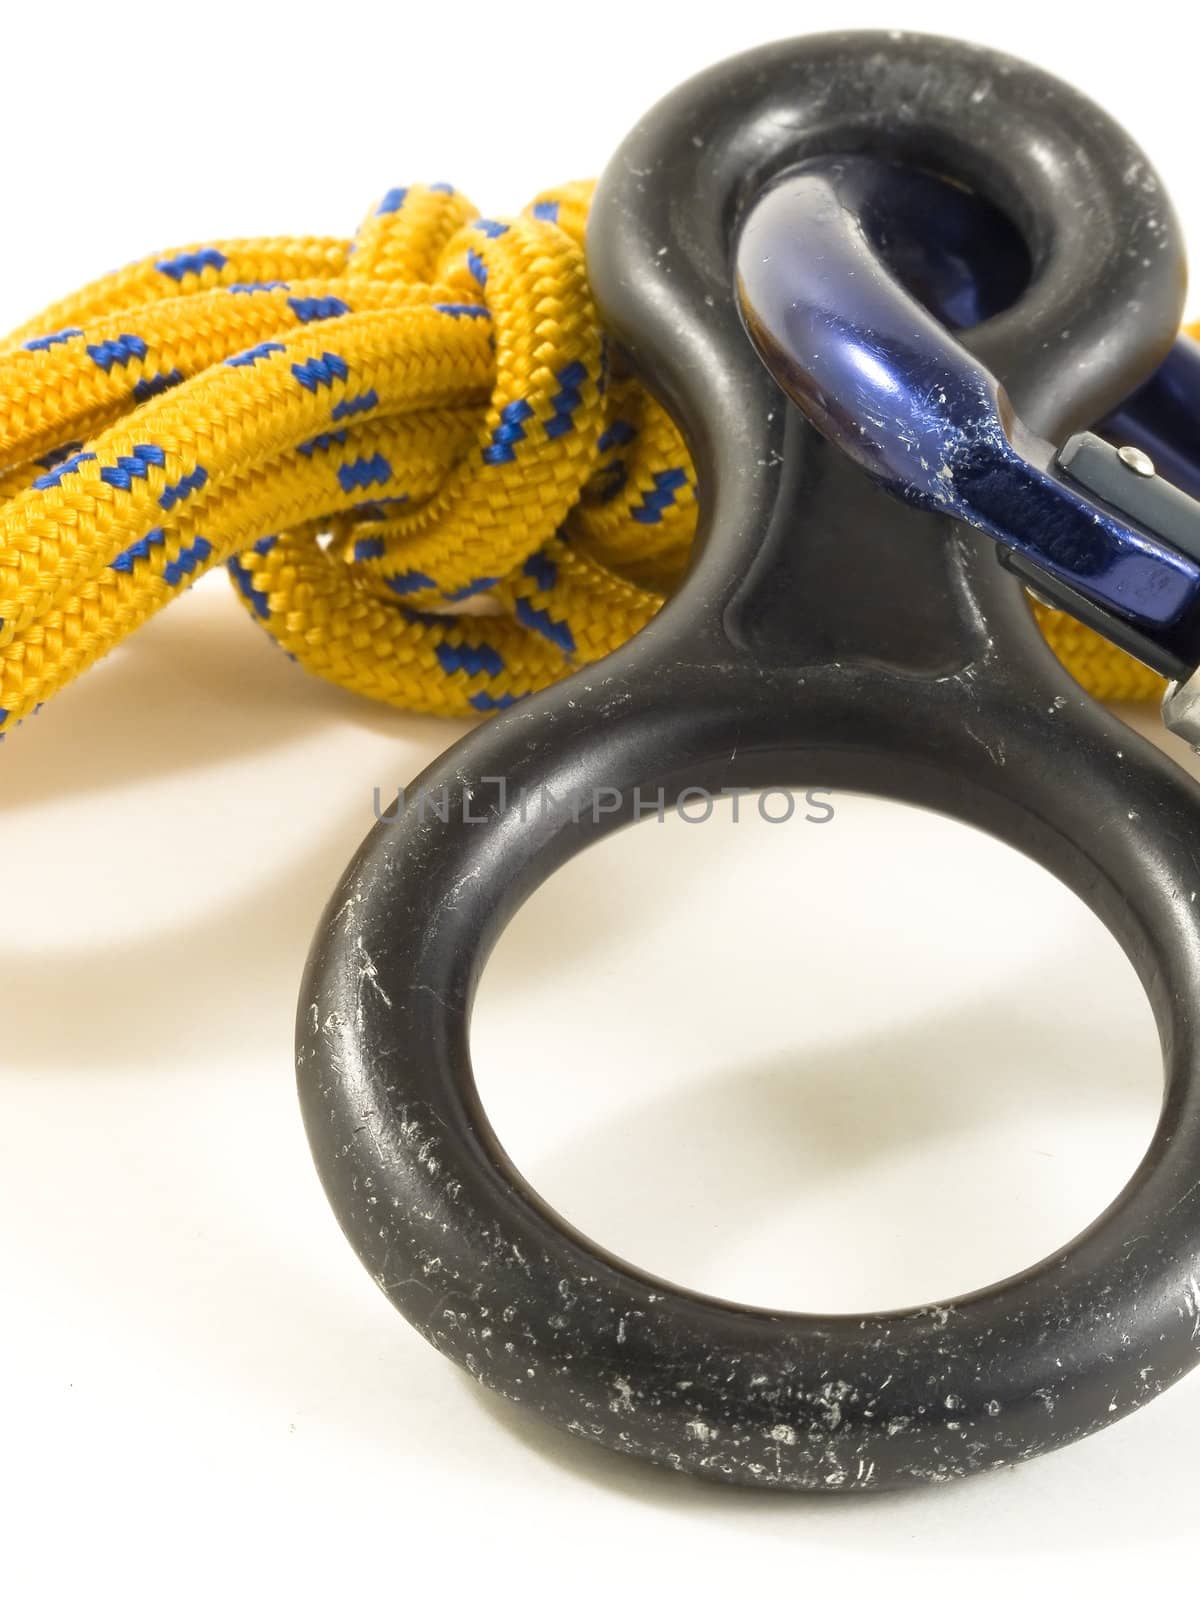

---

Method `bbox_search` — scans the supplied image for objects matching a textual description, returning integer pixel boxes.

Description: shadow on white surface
[0,582,665,1067]
[518,998,1156,1307]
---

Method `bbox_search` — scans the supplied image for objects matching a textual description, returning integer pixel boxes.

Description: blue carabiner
[736,157,1200,724]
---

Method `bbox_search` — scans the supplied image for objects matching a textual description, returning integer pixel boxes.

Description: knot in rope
[0,181,698,731]
[0,179,1172,737]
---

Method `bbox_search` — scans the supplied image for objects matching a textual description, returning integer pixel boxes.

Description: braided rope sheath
[0,180,1184,738]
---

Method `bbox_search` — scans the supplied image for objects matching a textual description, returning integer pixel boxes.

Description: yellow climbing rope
[0,179,1184,737]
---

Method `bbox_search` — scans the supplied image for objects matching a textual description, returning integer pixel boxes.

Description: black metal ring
[297,31,1200,1489]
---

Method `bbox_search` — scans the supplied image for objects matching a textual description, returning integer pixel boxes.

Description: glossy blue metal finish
[737,158,1200,678]
[859,162,1031,332]
[858,158,1200,501]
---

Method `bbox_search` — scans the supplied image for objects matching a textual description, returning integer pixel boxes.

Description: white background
[3,2,1200,1594]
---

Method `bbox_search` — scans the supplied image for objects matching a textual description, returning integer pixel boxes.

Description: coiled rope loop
[0,180,1177,736]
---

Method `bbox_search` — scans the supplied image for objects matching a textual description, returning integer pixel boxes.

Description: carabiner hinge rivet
[1117,444,1157,478]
